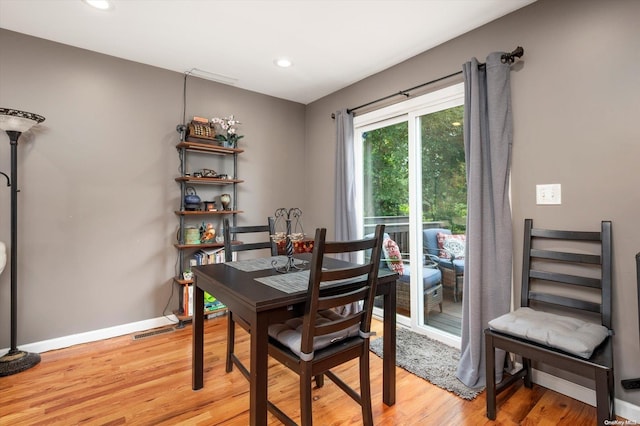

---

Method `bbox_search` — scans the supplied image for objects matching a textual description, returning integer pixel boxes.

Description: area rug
[369,327,482,400]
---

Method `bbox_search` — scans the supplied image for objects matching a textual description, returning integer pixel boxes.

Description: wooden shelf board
[175,176,243,185]
[175,210,243,216]
[177,141,244,154]
[174,242,224,249]
[172,308,228,322]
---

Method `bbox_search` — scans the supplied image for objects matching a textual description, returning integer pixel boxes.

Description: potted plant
[210,115,244,148]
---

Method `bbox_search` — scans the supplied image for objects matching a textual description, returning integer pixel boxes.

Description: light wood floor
[1,316,606,425]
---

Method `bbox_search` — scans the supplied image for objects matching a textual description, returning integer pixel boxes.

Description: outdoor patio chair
[423,228,465,302]
[381,235,442,318]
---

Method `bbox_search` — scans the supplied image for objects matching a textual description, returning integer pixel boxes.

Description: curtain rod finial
[501,46,524,64]
[512,46,524,58]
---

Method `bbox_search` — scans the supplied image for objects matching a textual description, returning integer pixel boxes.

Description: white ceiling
[0,0,536,104]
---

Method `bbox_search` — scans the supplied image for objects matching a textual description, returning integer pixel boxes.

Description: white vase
[220,193,231,210]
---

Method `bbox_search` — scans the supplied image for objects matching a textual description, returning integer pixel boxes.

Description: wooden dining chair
[485,219,614,425]
[223,217,277,377]
[266,224,385,426]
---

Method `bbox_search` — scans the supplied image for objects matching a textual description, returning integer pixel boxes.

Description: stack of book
[191,247,225,266]
[182,286,227,317]
[183,247,228,317]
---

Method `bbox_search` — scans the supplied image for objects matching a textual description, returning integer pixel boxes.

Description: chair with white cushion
[267,225,385,425]
[484,219,614,425]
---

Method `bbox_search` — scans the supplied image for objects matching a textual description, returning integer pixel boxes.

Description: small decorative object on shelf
[200,222,216,243]
[271,208,305,273]
[210,115,244,148]
[186,117,216,142]
[184,226,201,245]
[184,187,201,211]
[220,193,231,210]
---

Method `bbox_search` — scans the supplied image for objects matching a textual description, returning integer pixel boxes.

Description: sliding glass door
[355,83,465,344]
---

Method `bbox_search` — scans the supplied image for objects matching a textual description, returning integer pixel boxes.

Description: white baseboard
[0,315,178,355]
[533,369,640,423]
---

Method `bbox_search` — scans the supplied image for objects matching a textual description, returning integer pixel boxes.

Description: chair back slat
[322,238,381,254]
[223,217,277,262]
[316,288,370,311]
[530,248,601,264]
[530,228,601,241]
[521,219,612,329]
[321,266,371,282]
[315,314,363,337]
[300,225,385,356]
[529,291,602,313]
[232,242,274,252]
[529,270,602,289]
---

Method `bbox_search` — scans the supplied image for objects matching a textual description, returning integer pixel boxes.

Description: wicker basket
[441,267,463,302]
[396,281,442,316]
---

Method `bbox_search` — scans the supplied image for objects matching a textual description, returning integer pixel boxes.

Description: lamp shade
[0,108,45,133]
[0,242,6,275]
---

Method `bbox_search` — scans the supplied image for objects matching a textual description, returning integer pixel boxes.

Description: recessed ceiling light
[82,0,113,11]
[274,58,293,68]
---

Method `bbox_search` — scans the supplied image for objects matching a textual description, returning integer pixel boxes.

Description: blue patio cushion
[367,231,442,292]
[424,228,450,257]
[436,258,465,274]
[399,266,442,291]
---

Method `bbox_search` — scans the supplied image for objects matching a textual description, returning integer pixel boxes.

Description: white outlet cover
[536,184,561,205]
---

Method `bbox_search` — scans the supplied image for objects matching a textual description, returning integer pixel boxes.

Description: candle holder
[271,207,305,273]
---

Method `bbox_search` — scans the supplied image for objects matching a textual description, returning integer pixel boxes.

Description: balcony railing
[364,216,447,255]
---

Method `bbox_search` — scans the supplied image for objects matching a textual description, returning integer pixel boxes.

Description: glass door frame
[354,83,464,347]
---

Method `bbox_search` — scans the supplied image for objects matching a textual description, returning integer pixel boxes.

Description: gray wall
[0,29,306,343]
[304,0,640,407]
[1,0,639,409]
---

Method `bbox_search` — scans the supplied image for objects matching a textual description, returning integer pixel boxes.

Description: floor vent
[132,327,176,341]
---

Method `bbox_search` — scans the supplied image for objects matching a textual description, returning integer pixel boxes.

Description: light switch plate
[536,184,561,205]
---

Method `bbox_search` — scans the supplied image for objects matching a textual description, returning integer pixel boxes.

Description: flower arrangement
[210,115,244,147]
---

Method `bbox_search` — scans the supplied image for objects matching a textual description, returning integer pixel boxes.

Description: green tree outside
[363,105,466,233]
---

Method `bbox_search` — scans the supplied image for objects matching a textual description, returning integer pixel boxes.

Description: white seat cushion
[488,307,609,359]
[268,309,360,360]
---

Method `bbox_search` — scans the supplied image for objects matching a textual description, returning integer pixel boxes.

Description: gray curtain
[456,52,513,388]
[333,108,361,316]
[334,108,358,263]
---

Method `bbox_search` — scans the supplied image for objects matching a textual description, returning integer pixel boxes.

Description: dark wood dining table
[192,254,398,426]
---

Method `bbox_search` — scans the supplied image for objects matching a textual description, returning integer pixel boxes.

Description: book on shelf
[183,284,193,317]
[204,294,226,312]
[184,248,228,318]
[182,284,226,318]
[192,247,225,266]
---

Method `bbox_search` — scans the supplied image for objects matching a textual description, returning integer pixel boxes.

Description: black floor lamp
[0,107,45,377]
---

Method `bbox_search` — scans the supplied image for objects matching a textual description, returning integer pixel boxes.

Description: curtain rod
[331,46,524,119]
